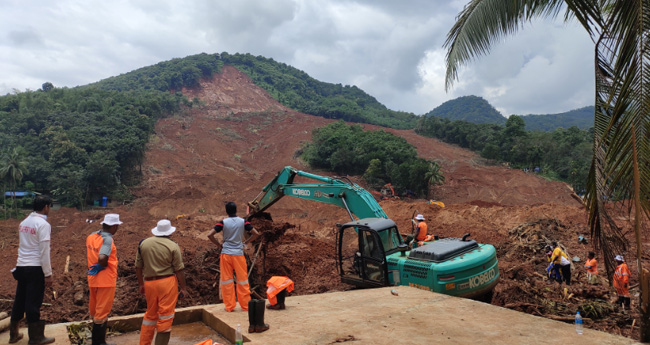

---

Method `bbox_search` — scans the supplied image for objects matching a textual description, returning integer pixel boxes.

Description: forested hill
[424,95,506,125]
[91,52,418,129]
[423,95,593,131]
[0,52,418,211]
[519,106,594,131]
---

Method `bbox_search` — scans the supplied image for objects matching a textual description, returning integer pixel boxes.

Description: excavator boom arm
[247,166,387,220]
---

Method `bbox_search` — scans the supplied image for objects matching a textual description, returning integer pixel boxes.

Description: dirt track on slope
[0,66,644,340]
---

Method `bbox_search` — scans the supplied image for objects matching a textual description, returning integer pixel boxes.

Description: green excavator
[247,166,499,300]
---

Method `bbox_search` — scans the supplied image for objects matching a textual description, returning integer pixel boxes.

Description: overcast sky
[1,0,595,117]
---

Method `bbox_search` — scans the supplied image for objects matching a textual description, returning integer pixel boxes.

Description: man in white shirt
[9,195,55,344]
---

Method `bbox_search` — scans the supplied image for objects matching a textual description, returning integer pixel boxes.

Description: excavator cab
[337,218,404,288]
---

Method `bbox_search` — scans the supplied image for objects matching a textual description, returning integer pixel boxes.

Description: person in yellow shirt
[584,251,598,284]
[549,241,571,285]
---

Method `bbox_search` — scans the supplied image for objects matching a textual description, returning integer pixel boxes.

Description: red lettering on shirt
[19,225,36,235]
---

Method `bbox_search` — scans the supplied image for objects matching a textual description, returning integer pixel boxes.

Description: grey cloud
[8,29,44,48]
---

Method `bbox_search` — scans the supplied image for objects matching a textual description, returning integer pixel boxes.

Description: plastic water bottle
[235,323,243,345]
[575,311,583,334]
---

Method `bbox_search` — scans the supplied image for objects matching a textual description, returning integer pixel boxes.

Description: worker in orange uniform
[584,251,598,284]
[86,213,122,345]
[136,219,188,345]
[613,255,631,310]
[266,276,294,310]
[207,202,262,313]
[408,214,428,247]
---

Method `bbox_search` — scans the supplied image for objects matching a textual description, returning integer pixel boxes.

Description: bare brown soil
[0,66,644,340]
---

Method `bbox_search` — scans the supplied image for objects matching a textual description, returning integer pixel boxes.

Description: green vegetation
[425,95,593,131]
[0,50,594,214]
[89,53,224,92]
[302,121,444,198]
[425,95,505,125]
[416,115,592,193]
[221,53,418,129]
[0,84,185,210]
[520,106,594,131]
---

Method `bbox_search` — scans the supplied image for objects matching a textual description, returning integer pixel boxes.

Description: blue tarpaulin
[4,191,34,197]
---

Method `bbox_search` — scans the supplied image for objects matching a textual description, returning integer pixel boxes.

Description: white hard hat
[415,214,425,221]
[615,255,624,262]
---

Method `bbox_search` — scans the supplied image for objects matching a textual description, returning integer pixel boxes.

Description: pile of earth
[0,66,645,341]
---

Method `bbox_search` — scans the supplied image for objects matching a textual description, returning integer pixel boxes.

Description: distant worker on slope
[550,241,571,285]
[613,255,631,310]
[584,251,598,285]
[207,202,262,313]
[86,213,122,345]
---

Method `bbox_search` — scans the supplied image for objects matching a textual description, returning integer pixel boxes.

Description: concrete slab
[0,287,640,344]
[215,287,639,345]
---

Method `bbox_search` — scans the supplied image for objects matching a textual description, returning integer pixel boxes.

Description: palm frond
[445,0,572,90]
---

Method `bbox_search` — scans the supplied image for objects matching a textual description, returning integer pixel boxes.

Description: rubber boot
[154,331,171,345]
[254,299,269,333]
[92,322,114,345]
[625,297,631,310]
[27,320,55,345]
[248,299,257,333]
[267,290,286,310]
[9,320,23,344]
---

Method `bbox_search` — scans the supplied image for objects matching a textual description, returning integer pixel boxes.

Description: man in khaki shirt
[136,219,187,345]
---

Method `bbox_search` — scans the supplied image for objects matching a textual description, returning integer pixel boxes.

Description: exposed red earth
[0,66,644,340]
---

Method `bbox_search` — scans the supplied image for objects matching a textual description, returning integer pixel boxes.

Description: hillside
[0,66,643,340]
[424,95,593,131]
[521,106,594,131]
[425,95,506,125]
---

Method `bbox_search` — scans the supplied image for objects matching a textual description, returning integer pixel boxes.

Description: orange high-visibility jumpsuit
[266,276,294,305]
[415,222,428,241]
[86,232,117,323]
[585,257,598,284]
[614,262,631,297]
[220,254,251,312]
[140,276,178,345]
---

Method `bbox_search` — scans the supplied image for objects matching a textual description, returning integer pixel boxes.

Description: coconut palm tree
[0,147,29,218]
[444,0,650,339]
[425,162,445,199]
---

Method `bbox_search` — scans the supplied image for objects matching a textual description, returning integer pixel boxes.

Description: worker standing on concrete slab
[550,241,572,285]
[613,255,631,310]
[86,213,122,345]
[136,219,188,345]
[584,251,598,284]
[207,201,261,312]
[9,195,55,345]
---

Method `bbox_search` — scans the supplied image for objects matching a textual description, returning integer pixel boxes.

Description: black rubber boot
[27,320,55,345]
[267,290,286,310]
[9,319,23,344]
[154,331,171,345]
[254,299,269,333]
[92,322,114,345]
[248,299,257,333]
[624,297,631,310]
